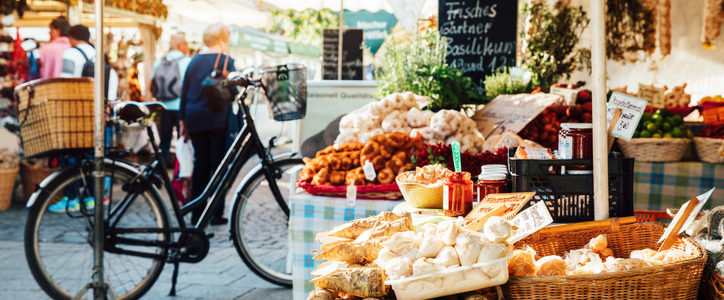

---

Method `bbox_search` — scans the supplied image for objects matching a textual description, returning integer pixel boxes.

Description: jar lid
[481,164,507,171]
[561,123,593,129]
[478,172,507,181]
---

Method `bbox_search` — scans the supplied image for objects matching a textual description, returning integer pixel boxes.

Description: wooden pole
[337,0,343,80]
[591,0,609,221]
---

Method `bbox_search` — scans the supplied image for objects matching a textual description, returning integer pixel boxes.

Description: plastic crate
[509,157,634,223]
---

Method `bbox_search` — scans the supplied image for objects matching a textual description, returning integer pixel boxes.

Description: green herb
[522,1,589,92]
[483,67,539,100]
[374,28,484,112]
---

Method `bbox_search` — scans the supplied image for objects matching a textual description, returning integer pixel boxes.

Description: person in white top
[60,24,119,101]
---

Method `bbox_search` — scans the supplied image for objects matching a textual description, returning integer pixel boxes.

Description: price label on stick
[607,92,648,141]
[657,188,715,251]
[507,201,553,244]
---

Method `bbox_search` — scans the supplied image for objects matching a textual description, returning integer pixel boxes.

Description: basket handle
[533,216,636,236]
[17,85,34,126]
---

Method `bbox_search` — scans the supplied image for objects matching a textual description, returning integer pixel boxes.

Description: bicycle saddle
[115,101,167,123]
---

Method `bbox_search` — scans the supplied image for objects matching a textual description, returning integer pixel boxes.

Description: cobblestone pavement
[0,152,294,299]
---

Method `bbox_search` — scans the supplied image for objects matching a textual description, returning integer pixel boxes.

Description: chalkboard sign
[438,0,517,87]
[322,29,363,80]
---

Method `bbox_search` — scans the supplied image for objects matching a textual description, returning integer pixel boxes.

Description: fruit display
[517,104,592,149]
[701,95,724,103]
[300,132,423,186]
[336,92,486,153]
[633,109,692,139]
[696,124,724,139]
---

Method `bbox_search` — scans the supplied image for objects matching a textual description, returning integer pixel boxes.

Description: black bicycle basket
[260,64,307,121]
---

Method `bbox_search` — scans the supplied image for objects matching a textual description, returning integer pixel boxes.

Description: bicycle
[23,64,307,299]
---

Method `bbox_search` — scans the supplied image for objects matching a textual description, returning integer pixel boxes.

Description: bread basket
[395,171,443,208]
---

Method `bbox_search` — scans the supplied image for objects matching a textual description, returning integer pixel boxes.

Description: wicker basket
[20,160,59,202]
[694,137,724,163]
[617,138,692,162]
[15,78,94,158]
[396,172,443,208]
[702,269,724,299]
[297,181,402,200]
[0,167,19,211]
[503,222,707,299]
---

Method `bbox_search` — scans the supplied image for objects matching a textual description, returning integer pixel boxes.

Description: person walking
[60,24,119,101]
[38,16,71,79]
[179,24,236,225]
[151,32,191,164]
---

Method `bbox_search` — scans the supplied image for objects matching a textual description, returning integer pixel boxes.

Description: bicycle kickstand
[168,261,180,296]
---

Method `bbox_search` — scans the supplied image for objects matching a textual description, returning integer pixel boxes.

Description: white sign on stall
[473,93,562,138]
[606,92,648,141]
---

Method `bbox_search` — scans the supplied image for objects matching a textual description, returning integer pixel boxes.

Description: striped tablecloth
[634,161,724,210]
[289,192,400,300]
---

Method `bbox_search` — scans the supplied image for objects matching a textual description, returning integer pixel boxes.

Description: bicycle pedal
[205,232,215,239]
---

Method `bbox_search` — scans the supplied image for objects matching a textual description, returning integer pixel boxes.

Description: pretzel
[376,168,395,184]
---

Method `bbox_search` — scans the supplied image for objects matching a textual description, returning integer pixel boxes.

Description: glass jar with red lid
[443,172,473,217]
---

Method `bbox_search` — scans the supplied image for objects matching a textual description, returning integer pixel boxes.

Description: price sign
[607,92,648,141]
[472,93,563,138]
[507,201,553,244]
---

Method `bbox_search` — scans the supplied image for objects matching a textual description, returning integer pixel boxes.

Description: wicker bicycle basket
[15,78,94,158]
[503,222,706,299]
[617,138,692,162]
[694,137,724,164]
[0,167,18,211]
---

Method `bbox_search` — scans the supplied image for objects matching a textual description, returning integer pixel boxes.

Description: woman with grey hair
[179,23,236,225]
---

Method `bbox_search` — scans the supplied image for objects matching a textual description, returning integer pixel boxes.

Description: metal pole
[92,0,106,298]
[337,0,343,80]
[591,0,609,220]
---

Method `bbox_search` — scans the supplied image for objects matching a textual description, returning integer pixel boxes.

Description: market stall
[285,0,724,297]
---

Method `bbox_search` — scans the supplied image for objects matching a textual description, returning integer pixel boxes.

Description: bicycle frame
[150,82,290,230]
[102,80,293,260]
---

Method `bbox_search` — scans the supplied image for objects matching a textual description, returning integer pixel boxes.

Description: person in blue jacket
[179,24,236,225]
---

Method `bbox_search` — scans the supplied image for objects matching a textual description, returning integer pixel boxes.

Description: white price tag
[607,92,648,141]
[346,184,357,207]
[362,160,377,181]
[507,201,554,244]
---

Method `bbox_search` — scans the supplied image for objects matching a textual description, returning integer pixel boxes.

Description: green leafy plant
[522,1,589,92]
[374,28,484,112]
[483,67,539,100]
[265,8,339,46]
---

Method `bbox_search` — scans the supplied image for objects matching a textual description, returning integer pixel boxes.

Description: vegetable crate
[15,78,94,158]
[703,106,724,124]
[509,157,634,223]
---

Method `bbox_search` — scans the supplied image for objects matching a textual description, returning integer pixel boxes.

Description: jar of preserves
[477,173,508,203]
[443,172,473,217]
[558,123,593,159]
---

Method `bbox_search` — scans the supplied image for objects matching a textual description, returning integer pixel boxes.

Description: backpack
[75,47,112,99]
[150,55,183,100]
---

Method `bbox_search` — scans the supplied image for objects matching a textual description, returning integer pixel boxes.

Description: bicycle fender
[26,159,141,208]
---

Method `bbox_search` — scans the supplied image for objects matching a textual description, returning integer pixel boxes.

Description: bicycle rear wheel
[24,161,169,300]
[230,158,303,287]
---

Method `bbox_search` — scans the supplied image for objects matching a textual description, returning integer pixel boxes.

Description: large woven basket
[15,78,94,158]
[694,137,724,163]
[702,268,724,299]
[503,222,706,299]
[618,138,692,162]
[0,167,19,211]
[20,160,59,202]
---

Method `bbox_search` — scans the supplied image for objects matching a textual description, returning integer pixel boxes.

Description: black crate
[509,157,634,223]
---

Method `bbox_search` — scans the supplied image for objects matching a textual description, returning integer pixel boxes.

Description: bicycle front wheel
[24,161,169,300]
[230,158,303,288]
